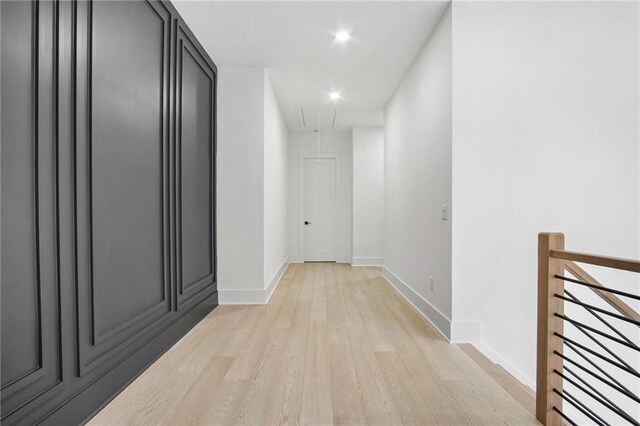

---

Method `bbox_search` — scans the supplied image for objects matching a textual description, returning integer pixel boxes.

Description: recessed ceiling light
[329,92,341,101]
[334,31,351,42]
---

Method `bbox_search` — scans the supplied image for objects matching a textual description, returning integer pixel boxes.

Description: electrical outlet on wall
[429,276,434,292]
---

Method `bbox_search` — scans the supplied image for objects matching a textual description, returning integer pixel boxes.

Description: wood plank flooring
[89,263,538,425]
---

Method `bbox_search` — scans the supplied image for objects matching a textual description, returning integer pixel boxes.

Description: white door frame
[298,153,340,262]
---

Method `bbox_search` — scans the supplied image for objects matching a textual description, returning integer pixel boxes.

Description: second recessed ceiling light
[335,31,350,42]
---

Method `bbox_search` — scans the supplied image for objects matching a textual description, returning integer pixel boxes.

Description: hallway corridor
[89,264,537,425]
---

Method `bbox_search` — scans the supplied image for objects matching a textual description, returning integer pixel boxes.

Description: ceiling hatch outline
[301,106,338,128]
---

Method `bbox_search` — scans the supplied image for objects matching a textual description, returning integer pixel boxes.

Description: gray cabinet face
[1,0,61,415]
[75,0,172,373]
[175,25,216,308]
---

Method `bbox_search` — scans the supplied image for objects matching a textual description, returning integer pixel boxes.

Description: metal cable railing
[537,233,640,426]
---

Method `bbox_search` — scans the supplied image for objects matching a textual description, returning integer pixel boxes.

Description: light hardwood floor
[89,263,538,425]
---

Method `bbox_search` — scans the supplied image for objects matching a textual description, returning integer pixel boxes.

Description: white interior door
[303,158,337,261]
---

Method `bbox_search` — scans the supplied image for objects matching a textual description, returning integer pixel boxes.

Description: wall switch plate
[429,276,434,292]
[441,205,448,221]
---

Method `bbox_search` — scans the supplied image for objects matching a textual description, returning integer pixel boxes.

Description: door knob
[304,221,311,225]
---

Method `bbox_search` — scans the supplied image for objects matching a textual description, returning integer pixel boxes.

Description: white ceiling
[173,1,450,131]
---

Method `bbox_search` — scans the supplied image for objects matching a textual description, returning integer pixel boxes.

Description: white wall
[218,67,290,303]
[288,131,353,263]
[218,67,265,298]
[383,5,452,335]
[263,71,289,292]
[451,1,640,397]
[352,126,384,266]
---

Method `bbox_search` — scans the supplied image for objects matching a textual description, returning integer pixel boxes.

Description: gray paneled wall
[0,1,217,424]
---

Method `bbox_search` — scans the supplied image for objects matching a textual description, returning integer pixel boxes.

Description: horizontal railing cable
[554,351,639,404]
[555,275,640,301]
[557,316,635,373]
[553,388,609,426]
[554,333,640,378]
[555,294,640,327]
[554,288,639,424]
[554,369,640,425]
[564,289,636,345]
[563,366,636,424]
[553,406,578,426]
[555,313,640,352]
[564,389,613,426]
[561,339,639,397]
[554,367,640,426]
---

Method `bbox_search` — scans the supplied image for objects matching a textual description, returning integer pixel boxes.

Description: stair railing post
[537,233,565,425]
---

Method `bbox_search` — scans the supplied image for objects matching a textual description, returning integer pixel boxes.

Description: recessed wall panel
[175,25,216,309]
[180,50,213,288]
[75,0,172,372]
[1,0,40,385]
[91,0,165,335]
[0,0,61,417]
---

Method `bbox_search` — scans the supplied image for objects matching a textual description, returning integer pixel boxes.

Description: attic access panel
[301,106,337,128]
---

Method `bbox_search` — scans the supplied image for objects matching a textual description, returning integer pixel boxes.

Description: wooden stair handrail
[550,249,640,273]
[564,261,640,322]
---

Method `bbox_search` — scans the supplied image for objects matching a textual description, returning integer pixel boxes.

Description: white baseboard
[351,256,384,266]
[219,259,289,305]
[287,253,352,264]
[264,259,289,303]
[382,267,451,339]
[468,340,536,390]
[218,288,267,305]
[451,320,535,390]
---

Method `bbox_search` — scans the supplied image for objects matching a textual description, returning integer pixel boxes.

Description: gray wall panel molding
[74,0,173,376]
[174,22,217,311]
[0,0,218,424]
[1,0,63,417]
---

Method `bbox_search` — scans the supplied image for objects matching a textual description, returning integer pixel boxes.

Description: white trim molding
[450,319,535,390]
[351,256,384,266]
[286,254,353,264]
[382,268,534,390]
[264,259,289,303]
[383,267,451,339]
[218,288,267,305]
[470,340,536,390]
[220,261,289,305]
